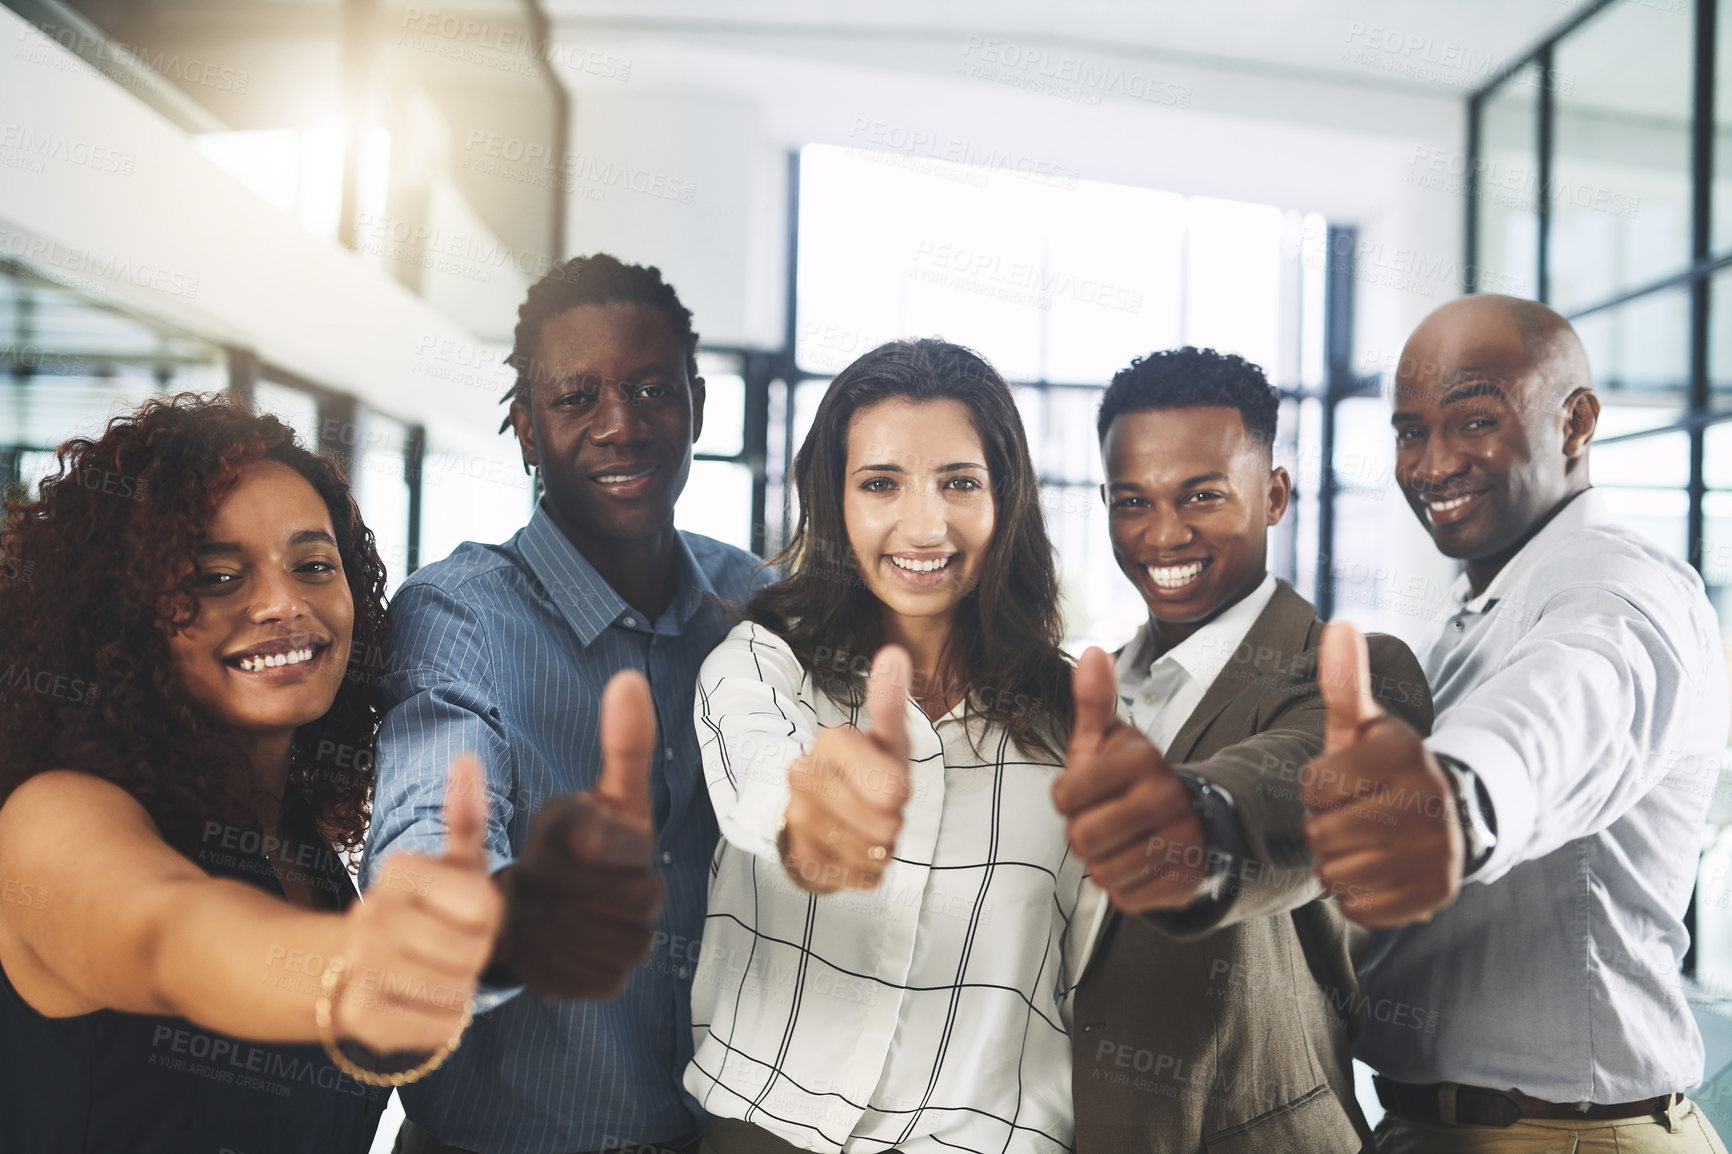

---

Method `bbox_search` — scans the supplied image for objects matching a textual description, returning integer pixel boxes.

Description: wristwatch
[1434,753,1497,878]
[1177,775,1245,904]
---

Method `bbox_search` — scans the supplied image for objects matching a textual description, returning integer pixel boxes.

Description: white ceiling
[540,0,1591,98]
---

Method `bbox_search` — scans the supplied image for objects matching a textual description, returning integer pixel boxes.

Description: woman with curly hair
[0,394,503,1154]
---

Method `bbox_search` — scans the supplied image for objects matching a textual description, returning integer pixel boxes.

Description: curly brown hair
[0,393,388,856]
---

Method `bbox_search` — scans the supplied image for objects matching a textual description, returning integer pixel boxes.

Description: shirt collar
[515,500,714,646]
[1118,572,1280,695]
[1453,488,1603,613]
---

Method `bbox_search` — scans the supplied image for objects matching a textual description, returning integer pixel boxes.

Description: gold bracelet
[313,954,473,1087]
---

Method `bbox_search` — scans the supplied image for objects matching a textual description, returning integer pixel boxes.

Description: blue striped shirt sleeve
[361,579,517,886]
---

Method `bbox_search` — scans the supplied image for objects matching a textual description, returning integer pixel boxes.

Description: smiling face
[508,301,704,550]
[1390,298,1596,589]
[163,459,354,740]
[1102,406,1290,643]
[843,397,996,631]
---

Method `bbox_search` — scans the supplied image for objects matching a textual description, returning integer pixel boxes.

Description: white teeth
[238,647,314,672]
[1146,561,1206,589]
[596,469,654,484]
[1428,493,1475,513]
[890,555,952,574]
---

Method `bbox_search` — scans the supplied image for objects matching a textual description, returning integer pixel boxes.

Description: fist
[1299,621,1462,927]
[491,669,666,999]
[782,646,913,894]
[1053,647,1211,914]
[338,755,503,1054]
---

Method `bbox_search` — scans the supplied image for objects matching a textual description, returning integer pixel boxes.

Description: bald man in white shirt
[1300,295,1732,1153]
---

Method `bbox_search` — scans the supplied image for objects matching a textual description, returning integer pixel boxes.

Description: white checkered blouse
[684,621,1087,1154]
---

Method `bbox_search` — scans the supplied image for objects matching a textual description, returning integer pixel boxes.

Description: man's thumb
[865,645,913,763]
[1318,620,1381,754]
[441,753,490,870]
[597,668,656,828]
[1070,647,1118,754]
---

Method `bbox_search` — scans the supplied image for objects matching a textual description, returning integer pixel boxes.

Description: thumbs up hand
[782,646,915,894]
[339,755,505,1054]
[1051,648,1212,914]
[488,669,667,999]
[1299,621,1461,928]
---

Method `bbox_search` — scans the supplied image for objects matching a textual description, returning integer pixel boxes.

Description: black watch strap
[1435,753,1497,877]
[1177,774,1246,905]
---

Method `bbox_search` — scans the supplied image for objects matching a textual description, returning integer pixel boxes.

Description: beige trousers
[1373,1097,1729,1153]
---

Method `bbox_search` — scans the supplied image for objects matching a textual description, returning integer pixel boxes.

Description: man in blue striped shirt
[362,254,769,1154]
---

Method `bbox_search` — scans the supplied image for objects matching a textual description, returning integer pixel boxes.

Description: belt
[1374,1076,1685,1128]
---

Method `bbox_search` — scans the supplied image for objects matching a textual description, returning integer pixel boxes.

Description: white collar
[1453,489,1603,612]
[1119,573,1280,694]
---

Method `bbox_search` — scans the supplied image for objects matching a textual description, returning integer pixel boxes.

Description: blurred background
[2,0,1730,1139]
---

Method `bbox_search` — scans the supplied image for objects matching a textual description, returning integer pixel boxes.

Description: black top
[0,787,390,1154]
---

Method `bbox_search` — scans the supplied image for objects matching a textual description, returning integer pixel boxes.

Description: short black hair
[1096,346,1279,450]
[500,253,699,431]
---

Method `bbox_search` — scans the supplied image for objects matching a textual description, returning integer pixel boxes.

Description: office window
[1715,270,1732,398]
[0,259,224,497]
[1571,284,1693,422]
[350,409,415,591]
[1549,0,1695,313]
[252,380,322,452]
[1477,62,1542,299]
[1718,8,1732,253]
[795,144,1325,649]
[676,350,757,552]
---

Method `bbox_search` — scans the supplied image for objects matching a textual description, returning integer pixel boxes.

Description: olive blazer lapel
[1163,579,1321,765]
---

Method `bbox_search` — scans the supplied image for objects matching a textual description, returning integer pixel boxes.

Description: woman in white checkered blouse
[686,339,1087,1154]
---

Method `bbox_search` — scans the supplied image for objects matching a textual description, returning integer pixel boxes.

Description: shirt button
[661,850,673,864]
[665,747,675,761]
[1451,618,1464,632]
[622,615,637,628]
[677,966,691,981]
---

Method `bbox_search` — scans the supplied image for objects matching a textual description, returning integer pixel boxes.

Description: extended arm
[0,765,498,1051]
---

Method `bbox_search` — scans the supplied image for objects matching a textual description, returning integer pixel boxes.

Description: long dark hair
[0,393,388,856]
[750,339,1072,758]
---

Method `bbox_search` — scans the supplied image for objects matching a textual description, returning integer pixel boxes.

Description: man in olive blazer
[1053,348,1434,1153]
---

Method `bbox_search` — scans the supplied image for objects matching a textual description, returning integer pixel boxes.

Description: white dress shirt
[1114,573,1280,751]
[1357,489,1731,1103]
[685,622,1086,1153]
[1066,574,1277,956]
